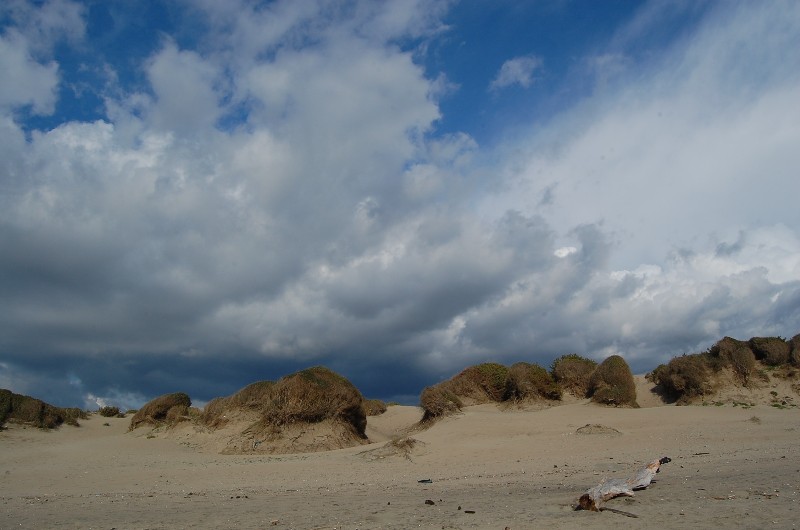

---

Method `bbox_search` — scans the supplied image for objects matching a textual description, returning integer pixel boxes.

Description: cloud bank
[0,0,798,408]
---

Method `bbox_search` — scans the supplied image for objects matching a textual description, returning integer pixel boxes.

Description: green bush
[449,363,510,403]
[588,355,638,407]
[551,354,597,397]
[505,362,561,401]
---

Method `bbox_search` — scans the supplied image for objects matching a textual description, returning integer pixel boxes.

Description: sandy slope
[2,389,799,529]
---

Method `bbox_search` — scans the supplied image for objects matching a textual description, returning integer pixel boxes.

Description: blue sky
[1,0,799,410]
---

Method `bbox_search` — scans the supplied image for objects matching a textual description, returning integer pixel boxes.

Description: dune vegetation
[4,332,798,454]
[648,334,800,404]
[419,354,625,422]
[0,389,87,429]
[129,392,193,430]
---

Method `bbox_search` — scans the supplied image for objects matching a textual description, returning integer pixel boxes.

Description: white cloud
[0,0,85,54]
[0,31,59,114]
[145,42,223,134]
[1,1,798,404]
[84,390,147,411]
[489,2,800,270]
[489,55,542,92]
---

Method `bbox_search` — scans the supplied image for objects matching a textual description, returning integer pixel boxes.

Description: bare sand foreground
[2,382,799,529]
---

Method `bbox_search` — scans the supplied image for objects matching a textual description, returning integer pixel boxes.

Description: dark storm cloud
[1,1,799,409]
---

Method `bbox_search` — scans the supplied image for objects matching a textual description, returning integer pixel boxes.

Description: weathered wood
[577,456,671,512]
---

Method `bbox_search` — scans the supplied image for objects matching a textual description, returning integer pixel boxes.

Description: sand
[2,382,799,529]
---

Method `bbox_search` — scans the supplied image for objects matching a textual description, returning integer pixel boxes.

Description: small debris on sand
[576,424,621,435]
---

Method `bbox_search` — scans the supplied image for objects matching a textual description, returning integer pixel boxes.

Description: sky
[1,0,799,410]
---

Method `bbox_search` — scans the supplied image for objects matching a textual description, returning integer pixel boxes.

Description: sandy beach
[2,378,799,530]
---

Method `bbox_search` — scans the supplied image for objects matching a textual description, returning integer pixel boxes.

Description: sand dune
[2,382,799,529]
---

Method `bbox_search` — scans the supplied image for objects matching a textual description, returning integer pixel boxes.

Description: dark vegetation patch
[0,389,87,429]
[648,353,711,404]
[789,334,800,366]
[648,333,800,404]
[750,336,791,366]
[98,406,122,418]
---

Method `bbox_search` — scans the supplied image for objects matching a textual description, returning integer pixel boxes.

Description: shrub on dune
[98,406,121,418]
[707,336,757,384]
[419,362,509,422]
[199,367,368,452]
[364,399,388,416]
[448,363,510,403]
[231,380,276,408]
[588,355,638,407]
[0,389,86,428]
[419,385,462,422]
[648,354,712,404]
[265,367,367,438]
[201,380,276,428]
[505,362,561,401]
[129,392,192,430]
[748,337,790,366]
[790,334,800,367]
[551,354,597,397]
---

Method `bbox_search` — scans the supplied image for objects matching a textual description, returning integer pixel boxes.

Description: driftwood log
[577,456,671,513]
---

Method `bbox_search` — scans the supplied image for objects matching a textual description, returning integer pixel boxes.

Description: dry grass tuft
[420,360,568,421]
[129,392,192,431]
[576,423,621,435]
[201,380,275,428]
[364,399,388,416]
[201,367,367,452]
[231,380,276,408]
[419,384,463,422]
[419,362,510,422]
[448,363,510,403]
[588,355,638,407]
[264,367,366,437]
[551,354,597,397]
[0,389,87,429]
[505,362,561,401]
